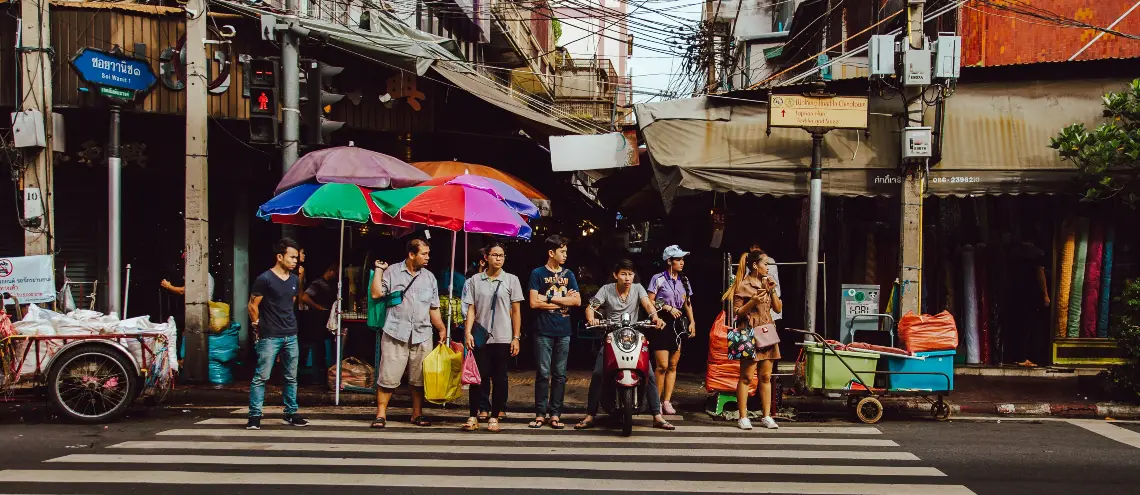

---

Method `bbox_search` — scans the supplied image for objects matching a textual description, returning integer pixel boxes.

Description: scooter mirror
[621,313,631,326]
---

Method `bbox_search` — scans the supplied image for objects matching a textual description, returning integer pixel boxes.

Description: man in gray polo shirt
[370,238,446,428]
[461,242,524,431]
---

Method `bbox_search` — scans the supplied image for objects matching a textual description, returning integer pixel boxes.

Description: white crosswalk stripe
[0,413,977,494]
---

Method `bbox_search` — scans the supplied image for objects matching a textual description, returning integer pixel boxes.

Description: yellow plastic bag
[422,341,464,404]
[208,302,231,333]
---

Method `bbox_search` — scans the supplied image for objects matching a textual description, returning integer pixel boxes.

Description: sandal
[487,418,501,433]
[411,416,432,427]
[462,417,479,431]
[528,417,546,429]
[477,412,490,422]
[549,417,566,430]
[370,417,387,429]
[653,420,676,431]
[574,418,595,430]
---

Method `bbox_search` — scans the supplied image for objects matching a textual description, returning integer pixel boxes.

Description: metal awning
[432,61,580,135]
[635,78,1130,210]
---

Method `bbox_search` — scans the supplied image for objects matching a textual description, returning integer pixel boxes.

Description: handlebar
[585,319,656,331]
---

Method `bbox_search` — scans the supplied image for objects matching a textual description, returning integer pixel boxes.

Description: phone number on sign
[930,176,982,184]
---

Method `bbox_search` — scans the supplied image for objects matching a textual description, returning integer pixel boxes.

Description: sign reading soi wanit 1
[70,47,158,103]
[768,95,868,130]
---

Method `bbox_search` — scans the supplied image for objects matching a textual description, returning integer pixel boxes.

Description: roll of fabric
[866,231,877,285]
[1055,219,1077,338]
[962,245,980,364]
[1098,226,1116,338]
[1066,219,1090,338]
[1080,224,1105,338]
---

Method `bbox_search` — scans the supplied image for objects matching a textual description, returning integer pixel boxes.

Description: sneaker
[283,415,310,427]
[662,401,677,415]
[760,416,779,430]
[245,417,261,430]
[737,417,753,430]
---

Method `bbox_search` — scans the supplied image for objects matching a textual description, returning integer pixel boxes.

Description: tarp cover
[636,79,1132,210]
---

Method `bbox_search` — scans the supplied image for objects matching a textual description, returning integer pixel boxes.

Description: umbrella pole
[446,230,457,342]
[335,220,345,405]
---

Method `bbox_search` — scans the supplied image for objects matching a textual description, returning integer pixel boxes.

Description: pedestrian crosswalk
[0,412,977,494]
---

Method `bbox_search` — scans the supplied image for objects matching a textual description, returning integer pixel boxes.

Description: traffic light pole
[281,0,301,175]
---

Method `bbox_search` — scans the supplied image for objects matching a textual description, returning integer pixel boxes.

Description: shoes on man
[283,415,310,427]
[245,417,262,430]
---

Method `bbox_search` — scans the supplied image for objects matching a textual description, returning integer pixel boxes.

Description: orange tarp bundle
[898,311,959,353]
[706,311,756,394]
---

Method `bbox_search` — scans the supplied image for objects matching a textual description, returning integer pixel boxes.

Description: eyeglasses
[487,253,506,259]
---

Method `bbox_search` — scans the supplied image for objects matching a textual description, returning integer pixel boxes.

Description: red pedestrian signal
[257,91,269,111]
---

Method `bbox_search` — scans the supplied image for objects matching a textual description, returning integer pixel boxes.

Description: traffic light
[300,59,345,146]
[248,57,279,145]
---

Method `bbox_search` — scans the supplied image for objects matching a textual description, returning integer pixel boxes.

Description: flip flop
[549,418,566,429]
[653,420,676,431]
[477,412,490,421]
[370,417,386,429]
[574,419,595,430]
[528,418,546,429]
[411,416,432,427]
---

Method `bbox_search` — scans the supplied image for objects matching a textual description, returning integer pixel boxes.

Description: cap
[662,245,689,261]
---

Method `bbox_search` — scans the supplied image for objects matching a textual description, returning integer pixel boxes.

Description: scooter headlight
[614,328,638,353]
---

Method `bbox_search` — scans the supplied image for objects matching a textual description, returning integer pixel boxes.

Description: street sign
[768,94,868,130]
[70,47,158,102]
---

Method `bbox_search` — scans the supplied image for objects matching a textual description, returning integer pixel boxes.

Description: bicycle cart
[792,321,954,425]
[1,308,177,423]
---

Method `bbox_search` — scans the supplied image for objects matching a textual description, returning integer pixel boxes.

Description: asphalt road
[0,401,1138,494]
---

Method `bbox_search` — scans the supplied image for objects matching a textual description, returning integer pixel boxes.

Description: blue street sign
[70,48,157,94]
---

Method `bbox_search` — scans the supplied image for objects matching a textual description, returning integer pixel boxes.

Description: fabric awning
[636,79,1129,210]
[432,61,579,135]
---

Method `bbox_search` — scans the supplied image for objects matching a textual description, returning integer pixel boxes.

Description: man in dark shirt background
[246,238,309,430]
[299,263,338,386]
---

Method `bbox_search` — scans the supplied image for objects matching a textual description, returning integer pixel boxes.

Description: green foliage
[1108,279,1140,399]
[1049,78,1140,207]
[552,18,562,44]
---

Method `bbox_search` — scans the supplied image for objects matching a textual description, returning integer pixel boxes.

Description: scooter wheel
[619,387,635,437]
[855,396,884,425]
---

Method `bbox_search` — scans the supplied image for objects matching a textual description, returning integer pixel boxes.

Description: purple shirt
[647,271,691,309]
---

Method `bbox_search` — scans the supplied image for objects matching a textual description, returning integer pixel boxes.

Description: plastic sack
[208,302,231,333]
[706,311,757,394]
[208,360,233,384]
[423,341,464,404]
[327,357,374,391]
[461,348,481,386]
[207,322,241,364]
[898,311,959,353]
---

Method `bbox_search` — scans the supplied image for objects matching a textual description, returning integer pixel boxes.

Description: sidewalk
[170,367,1140,419]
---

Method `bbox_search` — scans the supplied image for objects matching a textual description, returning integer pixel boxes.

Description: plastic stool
[712,392,737,416]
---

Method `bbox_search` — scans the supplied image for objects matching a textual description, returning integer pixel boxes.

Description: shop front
[634,77,1137,368]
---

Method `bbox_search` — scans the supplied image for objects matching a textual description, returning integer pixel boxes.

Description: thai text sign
[71,48,158,97]
[0,255,55,304]
[769,95,868,129]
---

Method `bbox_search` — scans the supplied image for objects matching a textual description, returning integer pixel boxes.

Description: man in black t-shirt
[246,238,309,430]
[299,263,338,386]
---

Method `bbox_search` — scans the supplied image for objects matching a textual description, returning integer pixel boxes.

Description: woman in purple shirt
[647,245,696,416]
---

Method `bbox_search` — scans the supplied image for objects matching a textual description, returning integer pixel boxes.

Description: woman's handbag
[727,327,756,360]
[752,323,780,349]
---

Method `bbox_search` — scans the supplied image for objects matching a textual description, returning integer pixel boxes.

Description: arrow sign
[70,47,158,97]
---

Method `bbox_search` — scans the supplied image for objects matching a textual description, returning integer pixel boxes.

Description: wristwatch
[512,336,521,341]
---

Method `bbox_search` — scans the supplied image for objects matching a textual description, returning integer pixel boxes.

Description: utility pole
[20,0,54,257]
[108,105,122,317]
[804,128,826,337]
[183,0,210,383]
[898,0,926,316]
[281,0,301,175]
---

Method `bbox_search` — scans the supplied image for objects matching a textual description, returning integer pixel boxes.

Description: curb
[892,398,1140,419]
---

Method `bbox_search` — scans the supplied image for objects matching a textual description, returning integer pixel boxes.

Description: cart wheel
[855,397,884,424]
[931,401,952,421]
[47,344,139,424]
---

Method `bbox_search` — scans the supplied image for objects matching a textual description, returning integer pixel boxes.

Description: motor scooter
[587,313,655,436]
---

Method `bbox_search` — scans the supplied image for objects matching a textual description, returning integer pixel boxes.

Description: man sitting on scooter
[576,259,676,431]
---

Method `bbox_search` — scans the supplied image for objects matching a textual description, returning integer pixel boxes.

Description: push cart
[792,316,953,424]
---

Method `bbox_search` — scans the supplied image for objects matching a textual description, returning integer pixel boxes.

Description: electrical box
[841,285,881,344]
[902,126,933,159]
[52,112,65,153]
[10,109,46,148]
[934,35,962,79]
[868,35,896,75]
[902,45,932,86]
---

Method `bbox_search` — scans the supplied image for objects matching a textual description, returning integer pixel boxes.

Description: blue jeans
[534,334,570,418]
[249,335,299,418]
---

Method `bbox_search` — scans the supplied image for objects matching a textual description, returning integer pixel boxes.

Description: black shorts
[646,317,685,354]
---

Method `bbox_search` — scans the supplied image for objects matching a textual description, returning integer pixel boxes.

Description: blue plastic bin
[884,350,955,391]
